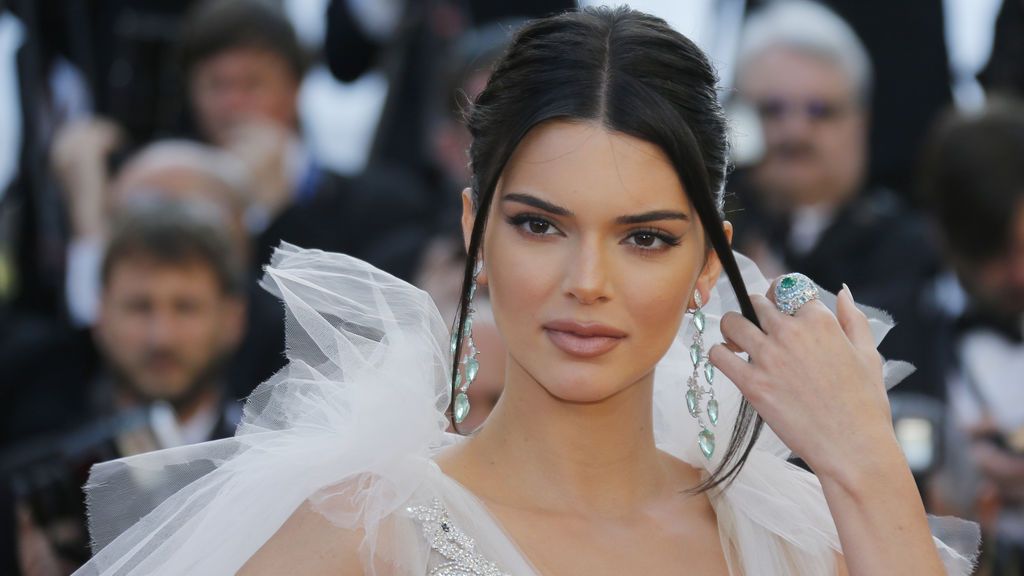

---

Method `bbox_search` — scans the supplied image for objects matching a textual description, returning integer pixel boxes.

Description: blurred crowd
[0,0,1020,574]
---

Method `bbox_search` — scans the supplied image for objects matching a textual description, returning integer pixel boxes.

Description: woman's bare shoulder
[238,500,365,576]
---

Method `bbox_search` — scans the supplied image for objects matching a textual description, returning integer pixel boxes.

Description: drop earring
[452,260,483,424]
[685,290,718,459]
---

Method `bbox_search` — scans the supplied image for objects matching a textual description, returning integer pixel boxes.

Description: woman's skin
[241,120,943,574]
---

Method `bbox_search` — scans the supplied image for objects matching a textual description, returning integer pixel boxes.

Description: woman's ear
[461,187,488,286]
[690,221,733,308]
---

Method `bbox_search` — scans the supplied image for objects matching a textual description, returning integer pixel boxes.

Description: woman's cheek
[485,232,562,342]
[623,263,693,348]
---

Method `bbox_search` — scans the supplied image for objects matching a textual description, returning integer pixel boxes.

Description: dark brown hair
[920,96,1024,263]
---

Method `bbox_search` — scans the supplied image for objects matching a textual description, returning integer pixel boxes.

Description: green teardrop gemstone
[694,310,706,333]
[698,429,715,459]
[454,372,463,391]
[686,388,698,416]
[689,343,701,366]
[780,275,797,290]
[465,357,479,383]
[454,392,471,424]
[450,332,458,356]
[704,362,715,384]
[707,398,719,426]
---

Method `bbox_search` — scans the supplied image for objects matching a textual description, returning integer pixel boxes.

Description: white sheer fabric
[74,243,979,575]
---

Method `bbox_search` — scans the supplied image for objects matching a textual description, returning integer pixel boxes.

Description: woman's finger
[719,310,767,355]
[836,283,874,351]
[709,343,758,396]
[749,294,786,333]
[722,336,743,353]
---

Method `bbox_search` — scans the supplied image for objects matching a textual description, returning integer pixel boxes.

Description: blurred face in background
[740,47,868,209]
[189,46,300,147]
[95,256,244,406]
[962,201,1024,318]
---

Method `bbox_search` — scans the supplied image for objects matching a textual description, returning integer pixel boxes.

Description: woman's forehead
[498,120,690,213]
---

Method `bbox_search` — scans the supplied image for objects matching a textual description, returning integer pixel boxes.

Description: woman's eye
[507,214,561,236]
[625,230,679,250]
[528,219,552,234]
[631,232,660,248]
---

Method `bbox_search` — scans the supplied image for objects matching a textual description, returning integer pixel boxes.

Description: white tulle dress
[73,243,979,575]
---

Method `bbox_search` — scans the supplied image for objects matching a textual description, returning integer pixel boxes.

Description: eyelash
[504,213,682,252]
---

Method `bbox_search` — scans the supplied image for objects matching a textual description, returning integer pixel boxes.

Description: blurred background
[0,0,1020,574]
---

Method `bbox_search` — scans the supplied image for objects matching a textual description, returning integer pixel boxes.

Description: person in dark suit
[180,0,428,280]
[921,99,1024,575]
[730,0,944,398]
[1,198,248,574]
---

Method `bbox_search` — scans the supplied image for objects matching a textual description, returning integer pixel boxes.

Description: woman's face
[463,120,726,403]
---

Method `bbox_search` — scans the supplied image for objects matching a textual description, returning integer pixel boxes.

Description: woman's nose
[562,237,612,305]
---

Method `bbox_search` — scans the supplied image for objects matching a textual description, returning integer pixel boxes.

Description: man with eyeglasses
[729,0,944,402]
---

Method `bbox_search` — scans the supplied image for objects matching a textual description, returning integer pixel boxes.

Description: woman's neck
[452,359,683,518]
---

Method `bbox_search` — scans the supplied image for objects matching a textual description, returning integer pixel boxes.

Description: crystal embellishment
[453,393,471,424]
[685,388,698,416]
[694,309,706,333]
[465,357,480,383]
[698,429,716,459]
[774,273,820,316]
[707,398,719,426]
[407,498,510,576]
[689,343,701,367]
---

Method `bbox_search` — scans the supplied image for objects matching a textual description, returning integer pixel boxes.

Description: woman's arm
[710,285,945,575]
[820,433,942,575]
[238,500,365,576]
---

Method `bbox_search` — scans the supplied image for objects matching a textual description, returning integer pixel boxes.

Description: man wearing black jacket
[2,198,247,573]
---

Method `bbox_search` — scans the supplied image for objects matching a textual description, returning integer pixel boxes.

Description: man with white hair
[732,0,944,398]
[736,0,872,220]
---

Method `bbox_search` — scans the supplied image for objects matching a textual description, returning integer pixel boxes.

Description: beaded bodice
[408,498,511,576]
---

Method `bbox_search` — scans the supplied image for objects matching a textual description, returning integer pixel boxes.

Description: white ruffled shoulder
[73,244,979,575]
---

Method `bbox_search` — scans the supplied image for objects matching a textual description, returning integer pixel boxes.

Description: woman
[77,7,978,575]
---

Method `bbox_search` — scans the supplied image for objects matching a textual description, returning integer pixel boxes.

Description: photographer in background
[922,97,1024,574]
[181,0,426,278]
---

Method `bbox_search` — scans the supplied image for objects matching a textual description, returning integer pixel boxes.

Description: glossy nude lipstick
[542,320,626,358]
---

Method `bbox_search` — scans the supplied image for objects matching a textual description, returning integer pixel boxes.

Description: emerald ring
[774,273,819,315]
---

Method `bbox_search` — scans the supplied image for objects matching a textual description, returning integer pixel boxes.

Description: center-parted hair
[451,7,765,491]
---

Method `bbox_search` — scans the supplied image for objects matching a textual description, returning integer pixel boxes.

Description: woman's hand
[710,283,948,575]
[708,283,895,485]
[224,120,296,220]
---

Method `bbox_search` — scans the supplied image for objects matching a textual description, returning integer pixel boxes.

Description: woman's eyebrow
[502,192,573,216]
[502,192,689,224]
[615,210,690,224]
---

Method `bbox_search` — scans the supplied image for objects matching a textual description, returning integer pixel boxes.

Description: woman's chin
[535,371,634,405]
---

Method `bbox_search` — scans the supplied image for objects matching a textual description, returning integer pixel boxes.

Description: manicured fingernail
[842,283,853,300]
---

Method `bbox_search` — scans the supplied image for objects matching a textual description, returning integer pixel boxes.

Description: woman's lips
[542,321,626,358]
